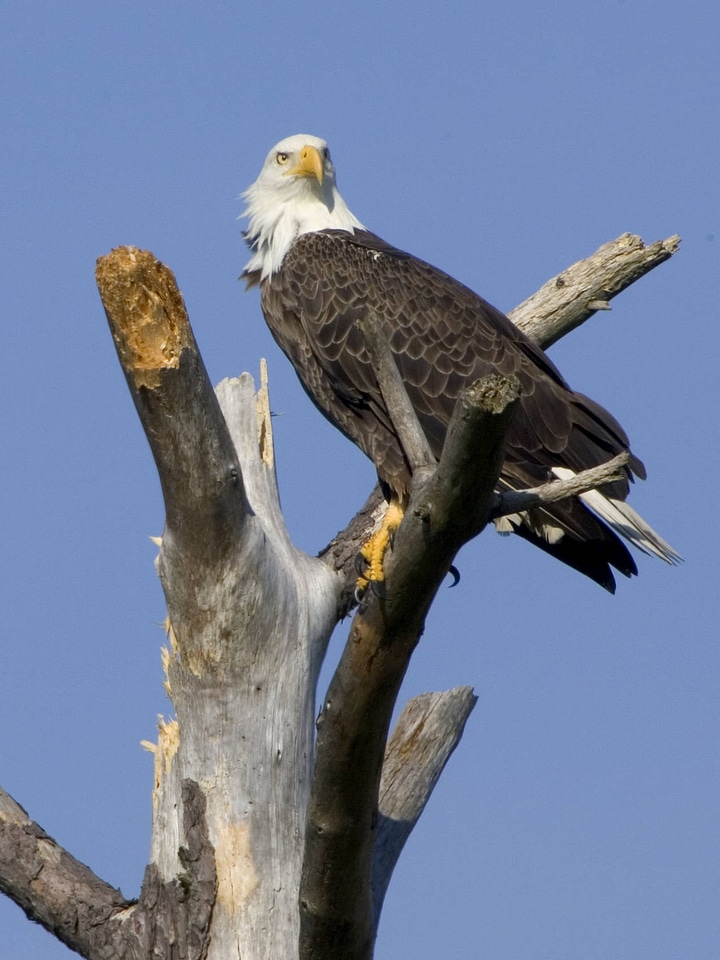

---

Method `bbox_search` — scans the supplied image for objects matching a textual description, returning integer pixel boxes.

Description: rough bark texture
[0,779,215,960]
[0,787,132,958]
[0,233,679,960]
[131,779,217,960]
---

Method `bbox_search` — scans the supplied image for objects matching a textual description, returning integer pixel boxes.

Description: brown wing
[258,229,643,590]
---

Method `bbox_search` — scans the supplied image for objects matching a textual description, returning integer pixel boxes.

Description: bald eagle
[242,134,679,592]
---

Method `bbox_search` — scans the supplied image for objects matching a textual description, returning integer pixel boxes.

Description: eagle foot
[354,499,405,599]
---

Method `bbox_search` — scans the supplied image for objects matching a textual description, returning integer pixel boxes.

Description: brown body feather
[247,229,645,591]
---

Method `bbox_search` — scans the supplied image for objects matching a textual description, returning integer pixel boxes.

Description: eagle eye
[275,152,289,165]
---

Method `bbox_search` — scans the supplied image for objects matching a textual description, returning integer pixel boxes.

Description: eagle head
[242,134,364,280]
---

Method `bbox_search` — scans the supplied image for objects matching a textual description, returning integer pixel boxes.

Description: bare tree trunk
[0,235,678,959]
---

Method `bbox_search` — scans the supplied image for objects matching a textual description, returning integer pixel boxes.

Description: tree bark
[0,779,215,959]
[0,234,679,959]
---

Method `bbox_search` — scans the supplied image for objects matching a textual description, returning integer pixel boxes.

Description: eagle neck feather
[243,182,364,281]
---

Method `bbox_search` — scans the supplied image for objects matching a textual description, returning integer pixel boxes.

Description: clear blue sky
[1,2,717,958]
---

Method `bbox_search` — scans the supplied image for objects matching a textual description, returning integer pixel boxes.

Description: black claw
[354,584,368,612]
[355,552,370,577]
[370,579,388,601]
[354,577,388,608]
[447,565,461,587]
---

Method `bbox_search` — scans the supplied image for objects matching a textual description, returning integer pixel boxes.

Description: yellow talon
[356,499,405,591]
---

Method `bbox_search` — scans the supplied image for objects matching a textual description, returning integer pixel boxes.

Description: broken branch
[510,233,680,348]
[490,452,630,519]
[371,687,478,930]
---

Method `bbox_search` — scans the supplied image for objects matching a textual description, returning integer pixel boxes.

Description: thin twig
[490,452,630,518]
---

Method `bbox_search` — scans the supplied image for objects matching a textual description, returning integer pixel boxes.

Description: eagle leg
[355,499,405,597]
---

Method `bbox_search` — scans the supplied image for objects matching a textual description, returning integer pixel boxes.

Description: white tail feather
[551,467,682,564]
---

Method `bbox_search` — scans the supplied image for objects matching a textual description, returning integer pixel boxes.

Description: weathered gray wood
[97,247,341,960]
[509,233,680,348]
[371,687,478,930]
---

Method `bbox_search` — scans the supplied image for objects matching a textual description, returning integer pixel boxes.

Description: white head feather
[242,134,365,280]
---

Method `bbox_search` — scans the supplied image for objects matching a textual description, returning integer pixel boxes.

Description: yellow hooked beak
[287,144,324,184]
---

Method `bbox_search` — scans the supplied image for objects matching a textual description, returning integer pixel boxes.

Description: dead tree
[0,233,679,960]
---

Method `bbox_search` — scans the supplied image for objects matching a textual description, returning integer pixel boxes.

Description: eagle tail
[551,467,682,565]
[496,504,637,593]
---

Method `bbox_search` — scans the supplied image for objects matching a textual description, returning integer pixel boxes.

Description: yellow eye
[276,152,289,165]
